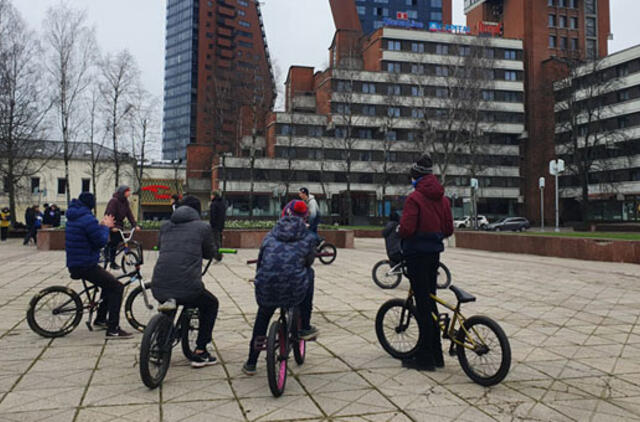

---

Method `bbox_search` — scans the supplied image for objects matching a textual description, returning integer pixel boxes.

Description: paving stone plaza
[1,238,640,421]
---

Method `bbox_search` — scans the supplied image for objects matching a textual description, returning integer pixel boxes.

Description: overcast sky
[14,0,640,108]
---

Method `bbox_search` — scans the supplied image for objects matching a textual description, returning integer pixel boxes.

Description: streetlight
[549,159,565,232]
[539,177,545,231]
[470,178,479,230]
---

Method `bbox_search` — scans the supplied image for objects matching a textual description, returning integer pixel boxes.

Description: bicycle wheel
[372,260,402,289]
[375,298,421,360]
[456,315,511,387]
[139,313,173,389]
[124,282,155,332]
[266,321,287,397]
[436,262,452,289]
[318,243,337,265]
[121,251,140,274]
[292,312,306,365]
[180,308,199,361]
[27,286,83,338]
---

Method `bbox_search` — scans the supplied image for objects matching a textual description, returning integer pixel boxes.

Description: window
[363,105,376,116]
[504,49,517,60]
[482,90,495,101]
[436,44,449,55]
[82,178,90,192]
[435,87,448,98]
[337,81,352,92]
[586,17,596,36]
[558,0,566,6]
[362,83,376,94]
[387,40,401,51]
[618,116,628,129]
[385,131,397,141]
[505,71,517,81]
[406,0,417,4]
[238,0,248,5]
[336,104,351,115]
[411,42,424,53]
[618,90,630,102]
[431,0,442,5]
[407,10,418,19]
[57,178,66,195]
[387,107,400,118]
[549,35,557,48]
[435,66,448,77]
[484,48,495,58]
[237,9,246,16]
[387,84,401,95]
[430,12,442,21]
[548,0,553,5]
[569,0,577,7]
[585,0,595,14]
[238,20,250,28]
[357,6,365,14]
[570,38,578,50]
[411,64,424,74]
[570,17,578,29]
[458,46,471,56]
[548,14,555,27]
[558,15,566,28]
[411,86,424,96]
[411,109,424,118]
[387,62,401,73]
[586,39,596,58]
[309,126,323,137]
[358,129,373,139]
[31,177,40,194]
[373,7,388,17]
[617,64,629,77]
[560,37,567,49]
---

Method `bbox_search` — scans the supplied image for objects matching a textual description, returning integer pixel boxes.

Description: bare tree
[554,57,628,220]
[82,86,108,204]
[377,71,403,216]
[99,49,139,188]
[43,1,97,205]
[0,0,53,224]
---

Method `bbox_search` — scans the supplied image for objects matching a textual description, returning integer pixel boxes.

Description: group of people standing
[22,203,62,245]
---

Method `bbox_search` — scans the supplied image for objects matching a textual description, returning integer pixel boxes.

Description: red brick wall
[362,30,383,72]
[442,0,453,25]
[314,69,333,116]
[329,0,362,32]
[285,66,315,111]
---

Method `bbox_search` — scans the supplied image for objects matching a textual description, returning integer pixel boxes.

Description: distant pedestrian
[23,205,42,246]
[170,194,182,213]
[299,188,320,234]
[209,190,226,246]
[0,207,10,242]
[43,204,61,227]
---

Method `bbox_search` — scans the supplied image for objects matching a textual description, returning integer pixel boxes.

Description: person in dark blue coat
[65,192,132,339]
[242,200,319,376]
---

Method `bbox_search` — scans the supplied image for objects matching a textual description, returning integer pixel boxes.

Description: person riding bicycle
[151,195,222,368]
[398,154,453,371]
[242,200,319,376]
[382,211,403,266]
[65,192,133,339]
[104,186,140,270]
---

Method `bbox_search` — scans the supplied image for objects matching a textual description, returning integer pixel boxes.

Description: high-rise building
[162,0,275,167]
[330,0,452,36]
[465,0,611,223]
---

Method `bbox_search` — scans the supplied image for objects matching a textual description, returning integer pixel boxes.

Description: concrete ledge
[455,231,640,264]
[354,229,382,238]
[37,228,355,251]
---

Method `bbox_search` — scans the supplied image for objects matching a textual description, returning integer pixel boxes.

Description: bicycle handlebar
[116,227,136,242]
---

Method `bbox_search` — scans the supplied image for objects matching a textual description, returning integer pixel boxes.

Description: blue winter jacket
[65,200,109,269]
[254,216,317,308]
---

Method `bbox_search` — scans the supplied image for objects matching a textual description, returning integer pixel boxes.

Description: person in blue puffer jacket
[65,192,132,339]
[242,200,319,375]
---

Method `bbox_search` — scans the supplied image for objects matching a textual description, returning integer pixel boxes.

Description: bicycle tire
[266,321,287,397]
[292,311,306,365]
[318,243,337,265]
[139,313,173,389]
[120,251,140,274]
[27,286,83,338]
[180,308,199,361]
[436,262,452,289]
[375,298,421,360]
[372,260,402,289]
[456,315,511,387]
[124,282,155,332]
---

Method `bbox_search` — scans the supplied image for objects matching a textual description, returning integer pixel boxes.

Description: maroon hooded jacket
[104,187,137,229]
[398,175,454,255]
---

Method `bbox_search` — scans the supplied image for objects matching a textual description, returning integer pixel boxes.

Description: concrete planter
[37,228,355,251]
[455,231,640,264]
[354,229,382,238]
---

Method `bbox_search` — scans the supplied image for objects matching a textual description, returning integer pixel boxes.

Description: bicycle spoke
[466,325,502,377]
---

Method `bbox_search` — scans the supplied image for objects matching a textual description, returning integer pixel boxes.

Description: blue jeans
[309,216,320,234]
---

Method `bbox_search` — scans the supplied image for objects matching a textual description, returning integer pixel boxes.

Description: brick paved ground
[1,238,639,421]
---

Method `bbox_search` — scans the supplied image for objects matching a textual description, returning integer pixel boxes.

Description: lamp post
[539,177,545,231]
[470,178,478,230]
[549,159,565,232]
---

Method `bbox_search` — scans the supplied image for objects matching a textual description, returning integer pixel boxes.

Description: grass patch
[510,231,640,241]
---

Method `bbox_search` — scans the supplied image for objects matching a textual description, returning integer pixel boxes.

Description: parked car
[486,217,530,232]
[454,215,489,229]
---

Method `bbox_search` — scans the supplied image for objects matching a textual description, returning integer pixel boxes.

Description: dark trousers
[179,290,219,350]
[405,253,443,364]
[247,278,314,365]
[309,216,320,234]
[1,226,7,241]
[107,231,121,264]
[212,229,222,248]
[70,265,124,331]
[23,225,37,245]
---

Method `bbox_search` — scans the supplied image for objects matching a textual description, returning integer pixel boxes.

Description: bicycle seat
[449,285,476,304]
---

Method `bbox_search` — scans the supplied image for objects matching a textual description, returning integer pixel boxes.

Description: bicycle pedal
[254,336,267,351]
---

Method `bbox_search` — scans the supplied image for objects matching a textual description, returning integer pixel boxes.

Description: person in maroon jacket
[104,186,140,270]
[398,154,454,371]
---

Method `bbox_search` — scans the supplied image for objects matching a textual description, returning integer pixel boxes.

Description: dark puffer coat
[104,187,137,229]
[151,206,220,303]
[65,200,109,269]
[209,197,226,231]
[254,216,317,308]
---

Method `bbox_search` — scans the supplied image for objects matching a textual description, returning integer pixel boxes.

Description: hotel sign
[428,22,471,35]
[464,0,487,13]
[383,17,425,30]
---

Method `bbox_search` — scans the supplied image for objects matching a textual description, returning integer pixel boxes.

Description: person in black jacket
[151,196,222,368]
[209,190,226,246]
[43,204,61,227]
[23,205,40,245]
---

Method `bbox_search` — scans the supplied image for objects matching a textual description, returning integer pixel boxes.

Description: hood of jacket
[272,216,308,242]
[66,199,92,222]
[171,205,201,224]
[415,174,444,201]
[114,186,130,201]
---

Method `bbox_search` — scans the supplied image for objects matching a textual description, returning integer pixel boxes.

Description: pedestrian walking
[0,207,10,242]
[23,205,42,245]
[209,190,226,246]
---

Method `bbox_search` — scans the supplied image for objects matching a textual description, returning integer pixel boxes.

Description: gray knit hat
[410,154,433,179]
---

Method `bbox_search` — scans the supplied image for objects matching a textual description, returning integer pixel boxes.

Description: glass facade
[355,0,444,34]
[163,0,199,160]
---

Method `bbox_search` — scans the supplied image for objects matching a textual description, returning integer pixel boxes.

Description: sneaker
[157,299,177,312]
[110,262,121,270]
[191,351,218,368]
[93,320,108,330]
[299,325,319,340]
[105,328,133,340]
[242,361,257,376]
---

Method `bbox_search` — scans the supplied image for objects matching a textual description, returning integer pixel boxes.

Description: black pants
[70,265,124,331]
[107,231,121,264]
[212,229,222,248]
[1,226,7,241]
[405,253,443,364]
[179,290,219,350]
[23,225,37,245]
[247,277,314,365]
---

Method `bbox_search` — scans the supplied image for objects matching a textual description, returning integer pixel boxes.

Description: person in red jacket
[398,154,454,371]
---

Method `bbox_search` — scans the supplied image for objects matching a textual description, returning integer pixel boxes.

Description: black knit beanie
[78,192,96,209]
[181,195,201,214]
[410,154,434,180]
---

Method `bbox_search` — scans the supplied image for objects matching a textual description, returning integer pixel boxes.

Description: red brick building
[465,0,611,223]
